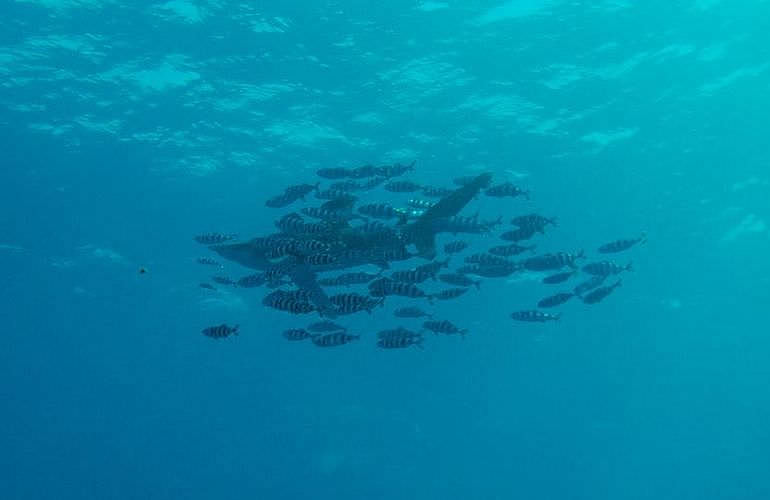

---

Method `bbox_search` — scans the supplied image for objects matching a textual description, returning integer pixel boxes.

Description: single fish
[312,332,360,347]
[542,269,578,285]
[307,320,347,333]
[283,328,314,341]
[202,324,239,339]
[423,320,467,335]
[510,310,560,322]
[598,233,646,253]
[582,279,622,305]
[537,292,575,308]
[394,306,434,319]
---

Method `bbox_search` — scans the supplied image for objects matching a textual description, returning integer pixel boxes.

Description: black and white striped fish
[282,328,314,341]
[510,310,560,322]
[312,331,360,347]
[202,324,239,339]
[422,320,467,335]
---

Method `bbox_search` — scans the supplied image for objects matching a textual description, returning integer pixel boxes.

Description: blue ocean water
[2,0,769,498]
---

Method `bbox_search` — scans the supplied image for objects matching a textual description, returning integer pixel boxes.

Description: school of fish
[193,162,647,348]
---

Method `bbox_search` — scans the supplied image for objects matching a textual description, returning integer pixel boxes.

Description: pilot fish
[312,332,360,347]
[510,310,560,322]
[202,324,239,338]
[598,233,646,253]
[581,280,622,304]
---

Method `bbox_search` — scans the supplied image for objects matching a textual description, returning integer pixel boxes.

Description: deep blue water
[2,1,770,499]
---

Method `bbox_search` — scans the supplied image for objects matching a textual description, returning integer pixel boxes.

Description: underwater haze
[2,0,770,499]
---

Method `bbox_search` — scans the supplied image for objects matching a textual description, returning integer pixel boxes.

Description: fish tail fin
[626,262,633,272]
[640,231,647,244]
[233,325,240,335]
[474,280,482,291]
[414,337,425,350]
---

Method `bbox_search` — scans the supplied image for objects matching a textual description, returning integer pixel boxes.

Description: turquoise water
[2,1,769,498]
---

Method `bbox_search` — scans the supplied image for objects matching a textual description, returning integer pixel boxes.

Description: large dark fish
[209,239,274,271]
[237,273,267,288]
[358,203,399,219]
[407,199,436,210]
[422,186,454,198]
[402,172,493,258]
[384,180,422,193]
[286,262,337,318]
[194,233,238,245]
[443,240,468,254]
